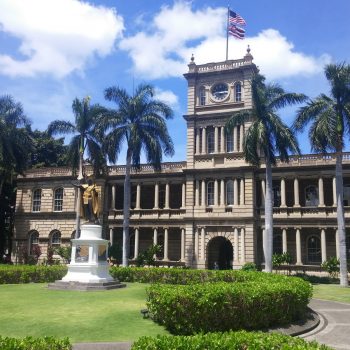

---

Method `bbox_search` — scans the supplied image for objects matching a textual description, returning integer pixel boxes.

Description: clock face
[211,83,229,100]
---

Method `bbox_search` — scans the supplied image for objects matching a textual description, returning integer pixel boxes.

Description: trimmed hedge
[0,265,67,284]
[0,336,71,350]
[132,331,331,350]
[147,277,312,335]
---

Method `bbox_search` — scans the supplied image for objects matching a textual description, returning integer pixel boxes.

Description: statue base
[48,224,125,291]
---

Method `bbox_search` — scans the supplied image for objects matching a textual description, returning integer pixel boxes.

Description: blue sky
[0,0,349,162]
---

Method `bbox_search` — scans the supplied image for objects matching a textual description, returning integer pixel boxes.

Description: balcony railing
[109,208,186,219]
[257,206,350,217]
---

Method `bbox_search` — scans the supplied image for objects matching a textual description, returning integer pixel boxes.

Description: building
[13,49,350,270]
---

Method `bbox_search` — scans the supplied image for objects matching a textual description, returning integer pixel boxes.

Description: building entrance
[207,236,233,270]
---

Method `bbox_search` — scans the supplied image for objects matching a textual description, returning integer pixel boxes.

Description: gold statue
[73,179,100,223]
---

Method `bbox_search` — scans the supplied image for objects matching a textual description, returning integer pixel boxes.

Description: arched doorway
[207,236,233,270]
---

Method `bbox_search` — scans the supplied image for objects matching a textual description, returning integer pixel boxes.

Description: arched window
[207,128,215,154]
[29,231,39,255]
[226,180,234,205]
[273,186,281,207]
[50,230,61,247]
[305,186,319,206]
[207,181,214,206]
[273,234,283,255]
[307,235,321,263]
[199,87,206,106]
[32,189,42,212]
[235,83,242,102]
[226,132,233,152]
[54,188,63,212]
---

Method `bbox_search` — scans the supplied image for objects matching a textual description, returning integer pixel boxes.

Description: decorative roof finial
[247,45,251,54]
[191,53,195,62]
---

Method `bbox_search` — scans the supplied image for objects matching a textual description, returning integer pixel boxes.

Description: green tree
[28,129,69,168]
[293,63,350,287]
[101,84,174,266]
[226,74,306,273]
[47,97,107,236]
[0,95,33,198]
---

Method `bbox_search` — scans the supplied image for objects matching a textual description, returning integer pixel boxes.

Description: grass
[0,282,168,343]
[312,283,350,304]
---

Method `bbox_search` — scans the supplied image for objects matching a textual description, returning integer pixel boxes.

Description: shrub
[241,262,257,271]
[321,257,340,278]
[135,244,162,267]
[55,246,72,264]
[0,265,67,284]
[132,330,331,350]
[146,276,312,335]
[0,336,71,350]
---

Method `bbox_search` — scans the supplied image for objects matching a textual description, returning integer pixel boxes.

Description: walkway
[301,299,350,350]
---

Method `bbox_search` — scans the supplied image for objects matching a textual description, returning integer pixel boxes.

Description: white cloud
[154,88,179,110]
[0,0,124,78]
[120,1,330,80]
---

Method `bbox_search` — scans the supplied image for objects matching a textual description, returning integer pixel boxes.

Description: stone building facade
[13,50,350,269]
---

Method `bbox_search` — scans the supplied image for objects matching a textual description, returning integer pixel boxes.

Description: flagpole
[226,6,229,61]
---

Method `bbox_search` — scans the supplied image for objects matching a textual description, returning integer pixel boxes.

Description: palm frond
[225,111,250,133]
[47,120,76,136]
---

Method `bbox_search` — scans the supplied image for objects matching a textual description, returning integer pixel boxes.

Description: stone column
[109,227,114,245]
[234,227,239,262]
[321,228,327,262]
[296,228,302,265]
[163,228,169,261]
[281,178,286,207]
[111,184,116,209]
[335,229,340,259]
[136,183,141,210]
[214,127,219,153]
[201,227,205,260]
[220,127,225,153]
[233,127,238,152]
[181,183,186,208]
[180,228,185,262]
[239,124,244,151]
[261,179,266,208]
[234,178,238,206]
[282,228,287,253]
[220,179,225,206]
[202,127,206,154]
[240,178,245,205]
[262,229,266,263]
[214,180,219,206]
[154,182,159,209]
[240,228,246,263]
[165,182,170,209]
[134,227,139,259]
[194,228,199,260]
[333,177,337,206]
[195,180,200,207]
[294,178,300,207]
[153,227,158,246]
[195,129,200,155]
[201,180,206,207]
[318,177,325,207]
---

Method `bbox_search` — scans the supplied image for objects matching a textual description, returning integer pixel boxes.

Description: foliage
[0,265,67,284]
[135,244,162,267]
[54,246,72,264]
[146,278,312,335]
[132,330,331,350]
[294,273,339,285]
[272,252,292,268]
[0,336,71,350]
[108,243,122,263]
[241,262,257,271]
[321,257,340,278]
[27,129,69,168]
[46,246,55,265]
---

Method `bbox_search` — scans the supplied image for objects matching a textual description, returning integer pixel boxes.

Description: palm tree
[226,74,307,272]
[0,95,34,197]
[100,83,174,266]
[47,97,106,236]
[293,63,350,287]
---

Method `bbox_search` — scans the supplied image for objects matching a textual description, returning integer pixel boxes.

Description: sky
[0,0,349,163]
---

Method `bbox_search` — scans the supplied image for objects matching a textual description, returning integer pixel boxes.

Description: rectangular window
[54,188,63,211]
[32,189,41,212]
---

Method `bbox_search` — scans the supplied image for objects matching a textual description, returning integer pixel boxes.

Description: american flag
[229,10,246,26]
[228,25,245,40]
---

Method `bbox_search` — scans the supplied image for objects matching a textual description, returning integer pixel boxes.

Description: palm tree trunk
[122,149,132,267]
[264,155,273,273]
[335,151,349,287]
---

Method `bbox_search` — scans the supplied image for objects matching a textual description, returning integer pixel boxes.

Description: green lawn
[312,283,350,304]
[0,283,168,343]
